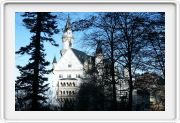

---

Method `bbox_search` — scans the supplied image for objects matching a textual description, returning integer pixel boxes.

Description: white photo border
[1,0,179,122]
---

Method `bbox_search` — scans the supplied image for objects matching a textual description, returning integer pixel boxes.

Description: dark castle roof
[71,48,94,64]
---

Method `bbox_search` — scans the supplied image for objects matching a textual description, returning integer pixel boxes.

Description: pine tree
[15,12,59,110]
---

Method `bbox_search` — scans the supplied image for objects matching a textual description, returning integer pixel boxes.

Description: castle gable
[55,48,83,71]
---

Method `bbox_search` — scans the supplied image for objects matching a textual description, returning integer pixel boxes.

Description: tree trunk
[128,64,133,111]
[110,31,117,110]
[127,41,133,111]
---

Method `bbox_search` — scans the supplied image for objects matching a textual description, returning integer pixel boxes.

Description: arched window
[67,74,71,78]
[69,91,71,95]
[70,82,72,86]
[73,82,75,86]
[76,74,80,78]
[59,74,63,78]
[63,91,65,94]
[61,82,63,86]
[60,91,62,95]
[66,91,68,95]
[68,64,72,68]
[63,82,66,86]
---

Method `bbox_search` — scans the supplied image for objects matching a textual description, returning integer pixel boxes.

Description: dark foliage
[72,12,165,111]
[76,82,105,111]
[144,12,165,78]
[15,12,59,110]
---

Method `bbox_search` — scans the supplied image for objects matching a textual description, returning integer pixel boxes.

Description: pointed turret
[61,15,73,56]
[96,42,103,56]
[52,56,57,64]
[52,56,57,71]
[95,42,103,76]
[64,15,71,32]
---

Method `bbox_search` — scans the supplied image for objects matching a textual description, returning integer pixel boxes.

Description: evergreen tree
[15,12,59,110]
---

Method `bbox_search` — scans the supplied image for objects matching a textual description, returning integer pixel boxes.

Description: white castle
[52,16,102,108]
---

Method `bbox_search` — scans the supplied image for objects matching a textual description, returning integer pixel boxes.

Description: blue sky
[15,12,95,66]
[15,12,160,72]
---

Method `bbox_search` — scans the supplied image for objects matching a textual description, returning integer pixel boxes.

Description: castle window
[73,82,75,86]
[63,91,65,94]
[59,74,63,78]
[76,74,80,78]
[69,91,71,95]
[68,64,72,68]
[66,91,68,95]
[67,74,71,78]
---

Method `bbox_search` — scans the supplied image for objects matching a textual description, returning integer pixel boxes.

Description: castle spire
[52,56,57,71]
[95,42,103,77]
[96,42,103,55]
[52,56,57,63]
[61,15,73,56]
[64,14,71,32]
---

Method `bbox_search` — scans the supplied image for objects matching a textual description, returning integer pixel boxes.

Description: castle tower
[95,42,103,76]
[52,56,57,70]
[61,15,73,56]
[95,42,103,64]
